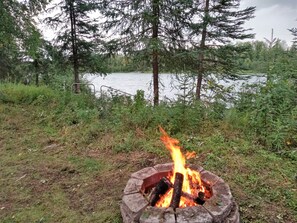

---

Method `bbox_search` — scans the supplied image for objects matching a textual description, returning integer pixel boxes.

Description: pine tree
[45,0,106,93]
[0,0,47,81]
[289,27,297,51]
[185,0,255,100]
[99,0,189,105]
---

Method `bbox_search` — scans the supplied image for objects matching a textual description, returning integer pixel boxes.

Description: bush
[0,84,57,104]
[234,79,297,150]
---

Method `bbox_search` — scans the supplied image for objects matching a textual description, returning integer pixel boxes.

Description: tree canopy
[0,0,47,81]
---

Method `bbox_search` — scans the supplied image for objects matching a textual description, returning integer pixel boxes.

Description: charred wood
[170,172,184,209]
[163,176,205,205]
[149,177,171,206]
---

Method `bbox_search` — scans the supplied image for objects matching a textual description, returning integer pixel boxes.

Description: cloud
[240,0,297,44]
[241,0,297,10]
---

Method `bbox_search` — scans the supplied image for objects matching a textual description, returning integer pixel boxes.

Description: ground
[0,103,296,223]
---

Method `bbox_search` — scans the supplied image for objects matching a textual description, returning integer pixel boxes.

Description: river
[84,72,265,102]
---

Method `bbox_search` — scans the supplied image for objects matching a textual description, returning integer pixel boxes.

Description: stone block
[131,167,158,180]
[120,203,132,223]
[124,178,144,195]
[200,170,222,186]
[140,207,176,223]
[225,201,240,223]
[122,193,149,221]
[142,172,170,191]
[203,181,233,223]
[176,206,213,223]
[186,164,204,173]
[154,163,173,173]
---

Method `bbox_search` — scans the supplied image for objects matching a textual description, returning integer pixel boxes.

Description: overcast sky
[240,0,297,44]
[41,0,297,45]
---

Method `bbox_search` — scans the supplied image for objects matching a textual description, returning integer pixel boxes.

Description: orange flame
[156,127,204,208]
[186,151,196,160]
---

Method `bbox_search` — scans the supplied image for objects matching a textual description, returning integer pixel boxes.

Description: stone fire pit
[121,163,239,223]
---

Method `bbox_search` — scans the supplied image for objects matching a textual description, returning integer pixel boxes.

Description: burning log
[149,177,171,206]
[181,191,205,205]
[197,191,205,205]
[170,172,184,209]
[155,176,206,206]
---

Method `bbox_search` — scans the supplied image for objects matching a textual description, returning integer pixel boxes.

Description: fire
[156,127,205,208]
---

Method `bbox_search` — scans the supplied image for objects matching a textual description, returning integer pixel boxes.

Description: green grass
[0,84,296,222]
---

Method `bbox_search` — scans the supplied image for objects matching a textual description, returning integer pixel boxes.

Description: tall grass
[0,84,56,104]
[1,81,296,153]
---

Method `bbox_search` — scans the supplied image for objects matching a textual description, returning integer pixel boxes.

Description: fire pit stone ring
[121,163,239,223]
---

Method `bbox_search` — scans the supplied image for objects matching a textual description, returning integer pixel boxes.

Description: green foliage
[0,0,48,81]
[45,0,107,75]
[0,84,99,127]
[0,84,56,104]
[288,27,297,51]
[235,40,296,75]
[235,79,297,150]
[98,90,206,135]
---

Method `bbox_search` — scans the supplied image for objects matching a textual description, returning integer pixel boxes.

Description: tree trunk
[152,0,159,106]
[195,0,209,100]
[34,59,39,86]
[69,0,80,93]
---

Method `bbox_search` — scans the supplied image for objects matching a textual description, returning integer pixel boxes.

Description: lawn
[0,100,296,222]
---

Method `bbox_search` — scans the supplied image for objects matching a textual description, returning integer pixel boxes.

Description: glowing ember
[156,127,206,208]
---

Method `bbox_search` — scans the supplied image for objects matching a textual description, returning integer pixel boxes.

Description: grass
[0,84,296,222]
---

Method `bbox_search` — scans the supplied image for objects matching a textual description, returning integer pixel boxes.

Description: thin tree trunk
[152,0,159,106]
[196,0,209,100]
[34,59,39,86]
[69,0,79,93]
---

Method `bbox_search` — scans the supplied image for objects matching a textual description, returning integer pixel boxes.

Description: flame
[156,127,205,208]
[185,151,196,160]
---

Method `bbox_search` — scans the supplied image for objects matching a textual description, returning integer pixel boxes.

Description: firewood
[152,176,206,207]
[149,177,171,206]
[163,176,206,205]
[170,172,184,209]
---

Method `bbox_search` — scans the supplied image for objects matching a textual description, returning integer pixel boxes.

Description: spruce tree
[45,0,105,92]
[185,0,255,100]
[289,27,297,51]
[99,0,189,105]
[0,0,47,81]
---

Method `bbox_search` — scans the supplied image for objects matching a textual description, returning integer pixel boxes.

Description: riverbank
[0,84,296,222]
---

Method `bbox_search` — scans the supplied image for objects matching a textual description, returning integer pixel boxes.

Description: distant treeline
[107,40,297,75]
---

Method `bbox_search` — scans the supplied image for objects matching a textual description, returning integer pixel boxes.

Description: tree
[288,27,297,51]
[185,0,255,100]
[264,28,278,49]
[45,0,106,93]
[99,0,190,105]
[0,0,47,81]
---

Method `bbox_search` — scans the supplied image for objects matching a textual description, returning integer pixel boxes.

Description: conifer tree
[99,0,189,105]
[0,0,47,81]
[46,0,105,92]
[289,27,297,51]
[185,0,255,100]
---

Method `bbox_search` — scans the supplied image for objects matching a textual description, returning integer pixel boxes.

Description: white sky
[40,0,297,45]
[241,0,297,44]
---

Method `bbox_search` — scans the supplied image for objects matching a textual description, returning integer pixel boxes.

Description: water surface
[84,72,265,102]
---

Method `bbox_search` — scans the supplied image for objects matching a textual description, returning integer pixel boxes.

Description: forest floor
[0,102,296,223]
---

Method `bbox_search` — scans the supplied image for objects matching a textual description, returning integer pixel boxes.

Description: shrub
[234,79,297,150]
[0,84,57,104]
